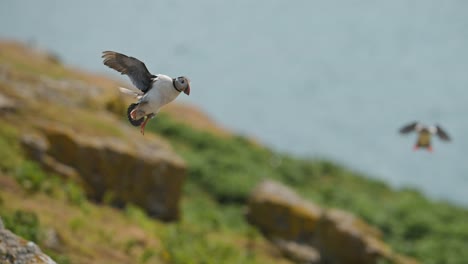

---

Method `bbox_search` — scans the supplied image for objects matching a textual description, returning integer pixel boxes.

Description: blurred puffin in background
[399,121,451,152]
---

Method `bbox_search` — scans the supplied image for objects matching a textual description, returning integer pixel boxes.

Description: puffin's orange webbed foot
[140,117,149,135]
[139,114,155,135]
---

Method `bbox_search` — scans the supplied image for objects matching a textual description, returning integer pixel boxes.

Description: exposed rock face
[0,93,17,114]
[272,239,321,264]
[21,123,186,221]
[316,209,391,264]
[0,217,56,264]
[246,180,418,264]
[247,180,322,242]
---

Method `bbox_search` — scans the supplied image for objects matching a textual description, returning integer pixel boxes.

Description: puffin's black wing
[399,122,418,134]
[102,51,156,93]
[435,125,451,141]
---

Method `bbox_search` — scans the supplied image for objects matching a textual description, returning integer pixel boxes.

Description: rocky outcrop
[316,209,391,264]
[272,239,321,264]
[247,180,323,242]
[0,93,17,114]
[21,122,186,221]
[246,180,418,264]
[0,217,56,264]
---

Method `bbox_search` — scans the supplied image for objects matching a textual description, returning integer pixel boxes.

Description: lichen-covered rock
[246,180,323,242]
[42,229,63,253]
[22,123,186,221]
[21,133,82,184]
[316,209,392,264]
[0,93,16,113]
[246,180,419,264]
[0,217,56,264]
[273,238,321,264]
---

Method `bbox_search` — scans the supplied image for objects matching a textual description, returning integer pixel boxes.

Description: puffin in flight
[399,122,451,151]
[102,51,190,134]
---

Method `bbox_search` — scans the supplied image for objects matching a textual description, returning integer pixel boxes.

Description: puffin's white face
[415,123,424,132]
[427,125,437,134]
[174,76,191,95]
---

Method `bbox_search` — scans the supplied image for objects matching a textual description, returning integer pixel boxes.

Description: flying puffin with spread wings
[399,121,451,152]
[102,51,190,135]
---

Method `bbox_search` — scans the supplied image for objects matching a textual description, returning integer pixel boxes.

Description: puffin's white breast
[144,74,181,113]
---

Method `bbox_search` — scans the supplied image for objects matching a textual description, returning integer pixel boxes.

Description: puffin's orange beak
[184,83,190,95]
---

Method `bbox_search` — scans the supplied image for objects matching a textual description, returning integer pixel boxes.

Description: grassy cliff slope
[1,41,468,264]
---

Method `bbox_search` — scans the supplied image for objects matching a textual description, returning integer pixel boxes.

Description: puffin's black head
[173,76,191,95]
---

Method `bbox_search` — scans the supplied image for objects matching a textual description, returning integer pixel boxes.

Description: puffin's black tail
[127,103,144,126]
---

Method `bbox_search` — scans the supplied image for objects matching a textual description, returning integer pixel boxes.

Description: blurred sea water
[1,0,467,205]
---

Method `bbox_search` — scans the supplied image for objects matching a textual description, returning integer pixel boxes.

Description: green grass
[156,184,267,264]
[0,51,66,80]
[13,160,87,206]
[124,184,271,264]
[2,105,468,263]
[147,113,468,264]
[0,121,21,172]
[2,110,468,263]
[0,119,278,264]
[1,209,41,242]
[0,207,72,264]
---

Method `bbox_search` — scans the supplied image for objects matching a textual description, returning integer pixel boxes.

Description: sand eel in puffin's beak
[101,51,190,135]
[399,121,451,152]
